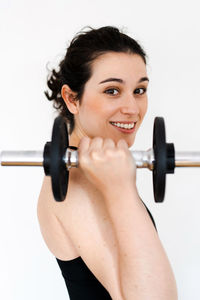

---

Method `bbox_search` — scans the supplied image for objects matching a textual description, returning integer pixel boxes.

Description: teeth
[111,122,135,129]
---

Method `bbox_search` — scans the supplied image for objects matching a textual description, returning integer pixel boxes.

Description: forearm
[103,187,178,300]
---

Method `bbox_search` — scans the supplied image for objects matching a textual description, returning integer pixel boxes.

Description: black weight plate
[43,142,51,176]
[50,116,69,202]
[153,117,167,203]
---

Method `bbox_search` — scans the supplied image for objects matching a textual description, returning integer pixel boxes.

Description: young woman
[37,26,178,300]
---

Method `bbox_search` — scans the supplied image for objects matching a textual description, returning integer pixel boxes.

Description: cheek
[79,98,108,132]
[81,96,111,121]
[139,99,148,117]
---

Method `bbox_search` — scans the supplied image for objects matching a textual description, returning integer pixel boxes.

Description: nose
[120,94,140,115]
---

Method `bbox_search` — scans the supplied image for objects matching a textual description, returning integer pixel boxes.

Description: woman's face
[73,52,149,148]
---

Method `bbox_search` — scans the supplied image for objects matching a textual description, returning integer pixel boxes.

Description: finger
[103,138,115,150]
[89,137,103,152]
[117,139,129,150]
[78,136,91,154]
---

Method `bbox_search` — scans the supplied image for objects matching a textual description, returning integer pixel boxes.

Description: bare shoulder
[38,172,121,300]
[37,176,80,260]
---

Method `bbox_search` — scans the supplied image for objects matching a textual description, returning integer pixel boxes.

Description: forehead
[89,52,147,84]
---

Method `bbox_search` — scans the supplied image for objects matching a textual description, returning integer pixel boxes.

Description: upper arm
[56,190,123,300]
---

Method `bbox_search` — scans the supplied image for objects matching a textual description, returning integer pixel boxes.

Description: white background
[0,0,200,299]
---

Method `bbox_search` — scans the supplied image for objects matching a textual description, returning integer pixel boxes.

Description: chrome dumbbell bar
[1,148,200,169]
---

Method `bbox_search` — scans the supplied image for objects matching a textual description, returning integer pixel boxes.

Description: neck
[69,131,80,148]
[69,119,88,147]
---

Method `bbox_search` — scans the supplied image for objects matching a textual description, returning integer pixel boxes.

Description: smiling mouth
[109,121,136,130]
[109,121,137,133]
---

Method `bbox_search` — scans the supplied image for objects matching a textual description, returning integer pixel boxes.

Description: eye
[134,87,147,95]
[104,88,119,95]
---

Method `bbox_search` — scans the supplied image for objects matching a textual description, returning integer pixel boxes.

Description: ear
[61,84,79,114]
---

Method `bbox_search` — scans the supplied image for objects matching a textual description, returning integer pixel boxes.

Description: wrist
[102,183,140,206]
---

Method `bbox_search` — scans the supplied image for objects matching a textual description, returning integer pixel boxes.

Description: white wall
[0,0,200,299]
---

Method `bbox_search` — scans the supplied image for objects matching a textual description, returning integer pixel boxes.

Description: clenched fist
[78,136,137,196]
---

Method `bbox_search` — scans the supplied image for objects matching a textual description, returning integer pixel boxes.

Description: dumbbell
[1,116,200,203]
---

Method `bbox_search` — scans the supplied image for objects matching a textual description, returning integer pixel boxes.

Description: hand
[78,136,137,195]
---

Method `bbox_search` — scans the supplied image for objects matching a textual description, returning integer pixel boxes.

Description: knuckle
[104,148,115,157]
[117,139,128,147]
[92,136,103,143]
[90,150,100,160]
[105,138,114,144]
[78,136,90,150]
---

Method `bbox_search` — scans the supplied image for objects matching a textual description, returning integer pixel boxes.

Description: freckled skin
[62,52,149,148]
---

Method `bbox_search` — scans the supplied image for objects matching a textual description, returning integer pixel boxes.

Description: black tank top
[56,201,157,300]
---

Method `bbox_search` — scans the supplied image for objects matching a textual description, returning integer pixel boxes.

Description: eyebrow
[99,77,149,84]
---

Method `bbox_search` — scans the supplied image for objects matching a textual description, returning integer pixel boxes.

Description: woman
[37,26,178,299]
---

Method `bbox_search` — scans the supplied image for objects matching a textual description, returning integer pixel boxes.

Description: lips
[109,121,136,124]
[109,121,137,133]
